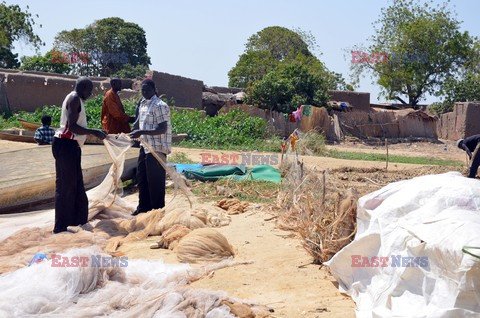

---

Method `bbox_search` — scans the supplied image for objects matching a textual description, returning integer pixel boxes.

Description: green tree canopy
[53,17,150,77]
[247,62,330,113]
[228,26,346,91]
[351,0,476,107]
[245,26,312,61]
[0,1,43,68]
[229,26,349,112]
[20,50,71,74]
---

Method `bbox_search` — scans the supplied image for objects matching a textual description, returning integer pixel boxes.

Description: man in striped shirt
[129,78,171,215]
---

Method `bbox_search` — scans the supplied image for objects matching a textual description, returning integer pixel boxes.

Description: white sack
[326,172,480,318]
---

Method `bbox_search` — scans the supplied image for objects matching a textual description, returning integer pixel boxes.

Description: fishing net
[0,134,258,316]
[0,246,255,317]
[0,134,232,272]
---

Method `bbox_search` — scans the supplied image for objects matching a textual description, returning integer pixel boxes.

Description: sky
[5,0,480,104]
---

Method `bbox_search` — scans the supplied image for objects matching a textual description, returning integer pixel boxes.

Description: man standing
[101,78,134,134]
[52,77,106,233]
[129,79,171,215]
[457,134,480,178]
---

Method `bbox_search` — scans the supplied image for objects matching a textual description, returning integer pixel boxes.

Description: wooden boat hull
[0,130,35,143]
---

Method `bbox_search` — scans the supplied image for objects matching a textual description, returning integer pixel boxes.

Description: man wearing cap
[129,79,171,215]
[457,134,480,178]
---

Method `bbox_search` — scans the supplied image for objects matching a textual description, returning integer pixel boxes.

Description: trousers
[52,137,88,233]
[469,144,480,178]
[136,147,166,212]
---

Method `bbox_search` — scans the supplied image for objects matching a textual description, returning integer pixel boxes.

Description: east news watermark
[28,253,128,267]
[201,152,279,165]
[351,255,429,267]
[51,51,129,64]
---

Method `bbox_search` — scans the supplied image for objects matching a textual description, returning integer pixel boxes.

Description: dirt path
[325,139,467,162]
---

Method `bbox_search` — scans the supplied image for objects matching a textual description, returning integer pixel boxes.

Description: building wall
[2,73,107,112]
[438,102,480,140]
[328,90,370,111]
[338,109,437,139]
[1,68,202,112]
[146,70,203,108]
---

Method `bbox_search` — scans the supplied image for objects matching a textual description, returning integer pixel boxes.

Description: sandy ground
[119,193,355,318]
[0,139,467,317]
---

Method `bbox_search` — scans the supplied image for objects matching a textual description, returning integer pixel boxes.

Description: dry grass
[275,154,358,264]
[273,149,458,264]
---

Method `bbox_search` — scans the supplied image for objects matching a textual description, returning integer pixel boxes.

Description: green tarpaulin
[184,164,281,183]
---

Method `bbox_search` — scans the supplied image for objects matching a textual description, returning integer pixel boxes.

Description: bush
[171,108,274,149]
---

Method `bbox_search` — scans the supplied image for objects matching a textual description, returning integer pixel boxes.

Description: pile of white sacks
[327,172,480,318]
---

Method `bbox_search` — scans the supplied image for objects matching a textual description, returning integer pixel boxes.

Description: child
[34,115,55,145]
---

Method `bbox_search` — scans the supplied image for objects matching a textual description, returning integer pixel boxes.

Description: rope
[462,246,480,260]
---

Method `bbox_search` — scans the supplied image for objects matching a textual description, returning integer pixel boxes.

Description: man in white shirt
[52,77,106,233]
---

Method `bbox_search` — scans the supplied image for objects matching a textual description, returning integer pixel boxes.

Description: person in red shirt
[101,78,135,134]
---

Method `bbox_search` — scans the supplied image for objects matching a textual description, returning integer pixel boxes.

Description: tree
[0,1,43,68]
[54,17,150,77]
[351,0,476,108]
[228,26,346,90]
[430,73,480,115]
[20,50,71,74]
[112,64,147,79]
[247,62,330,113]
[228,50,278,88]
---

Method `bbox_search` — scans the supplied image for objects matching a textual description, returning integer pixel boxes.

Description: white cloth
[326,172,480,318]
[55,91,88,146]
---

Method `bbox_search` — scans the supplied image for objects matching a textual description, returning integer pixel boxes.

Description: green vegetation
[430,73,480,115]
[328,150,462,167]
[20,51,71,74]
[0,98,283,152]
[247,63,330,113]
[229,26,351,113]
[53,17,150,77]
[351,0,477,107]
[171,107,282,151]
[0,1,43,68]
[168,152,194,164]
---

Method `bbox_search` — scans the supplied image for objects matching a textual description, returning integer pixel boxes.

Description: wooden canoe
[0,130,35,143]
[18,119,41,131]
[18,119,188,143]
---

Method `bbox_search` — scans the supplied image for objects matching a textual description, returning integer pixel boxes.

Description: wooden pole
[385,138,389,171]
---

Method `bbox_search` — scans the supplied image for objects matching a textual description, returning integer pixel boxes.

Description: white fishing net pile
[0,246,243,317]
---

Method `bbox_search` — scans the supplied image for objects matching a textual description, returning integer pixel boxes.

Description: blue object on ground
[28,253,47,266]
